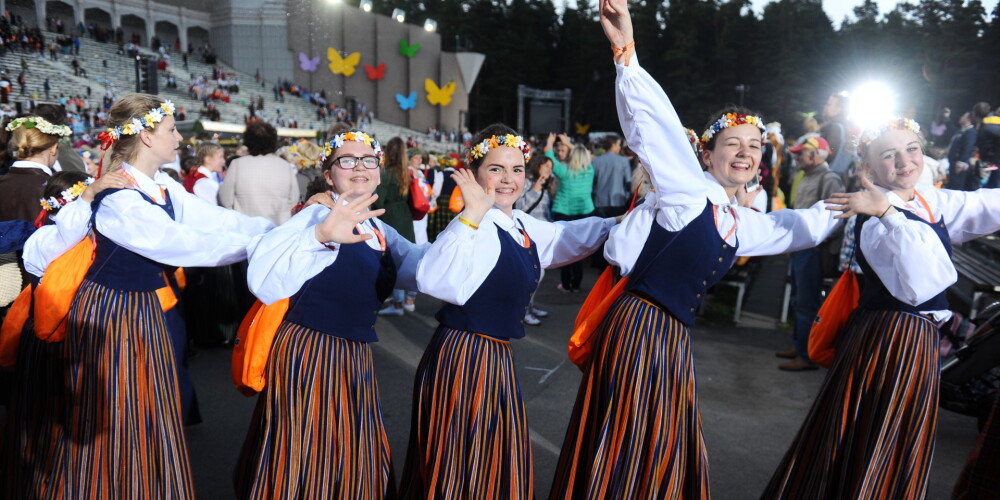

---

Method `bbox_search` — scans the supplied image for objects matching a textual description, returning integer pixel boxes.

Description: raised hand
[452,168,493,226]
[81,171,130,203]
[824,169,895,220]
[314,190,386,244]
[600,0,634,49]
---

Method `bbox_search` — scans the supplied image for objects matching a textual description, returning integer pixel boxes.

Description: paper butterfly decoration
[364,63,386,81]
[396,91,417,111]
[299,53,320,72]
[399,39,421,58]
[575,122,591,135]
[327,48,360,77]
[425,79,455,107]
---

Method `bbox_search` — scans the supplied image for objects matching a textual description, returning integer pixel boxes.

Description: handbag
[448,186,464,213]
[568,267,629,369]
[33,234,96,343]
[408,177,430,220]
[231,298,290,396]
[807,269,860,368]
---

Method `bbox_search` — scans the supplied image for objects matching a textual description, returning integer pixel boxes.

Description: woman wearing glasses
[234,131,426,500]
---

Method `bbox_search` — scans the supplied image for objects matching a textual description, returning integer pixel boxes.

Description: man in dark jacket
[947,111,977,191]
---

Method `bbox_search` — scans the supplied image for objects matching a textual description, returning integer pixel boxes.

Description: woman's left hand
[735,178,762,209]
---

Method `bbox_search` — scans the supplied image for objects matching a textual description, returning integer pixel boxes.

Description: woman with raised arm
[400,123,616,499]
[763,120,1000,499]
[235,131,425,500]
[549,1,844,498]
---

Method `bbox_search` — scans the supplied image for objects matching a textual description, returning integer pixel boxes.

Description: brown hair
[382,137,409,196]
[6,124,59,161]
[105,93,167,172]
[194,143,224,166]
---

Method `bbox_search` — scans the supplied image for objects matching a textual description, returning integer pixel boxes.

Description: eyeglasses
[333,155,380,169]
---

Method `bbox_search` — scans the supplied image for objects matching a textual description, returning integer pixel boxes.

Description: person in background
[545,133,595,292]
[219,121,299,225]
[374,137,417,316]
[515,153,555,325]
[590,133,632,268]
[946,111,978,191]
[183,142,225,204]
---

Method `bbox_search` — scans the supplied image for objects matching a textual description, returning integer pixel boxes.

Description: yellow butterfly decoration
[328,48,361,77]
[575,122,591,135]
[425,79,456,107]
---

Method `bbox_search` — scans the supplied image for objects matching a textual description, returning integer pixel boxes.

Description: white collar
[196,166,216,177]
[11,160,53,176]
[878,184,936,218]
[703,171,737,206]
[121,162,168,203]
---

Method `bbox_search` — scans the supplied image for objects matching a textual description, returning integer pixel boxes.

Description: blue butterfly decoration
[396,91,417,111]
[299,52,320,72]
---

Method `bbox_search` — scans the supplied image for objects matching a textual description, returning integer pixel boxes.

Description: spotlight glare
[423,19,437,32]
[849,82,896,131]
[327,0,341,4]
[392,8,406,22]
[359,0,372,11]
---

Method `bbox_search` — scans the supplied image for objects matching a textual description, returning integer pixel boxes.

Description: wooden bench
[950,244,1000,318]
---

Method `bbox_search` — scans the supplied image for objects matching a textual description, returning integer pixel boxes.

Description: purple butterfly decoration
[299,53,320,72]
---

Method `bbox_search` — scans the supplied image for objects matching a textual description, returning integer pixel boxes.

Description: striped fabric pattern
[0,322,70,499]
[40,280,193,499]
[763,309,940,499]
[548,293,709,500]
[400,326,533,499]
[235,321,394,500]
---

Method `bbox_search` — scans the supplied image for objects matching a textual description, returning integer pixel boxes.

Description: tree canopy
[370,0,1000,137]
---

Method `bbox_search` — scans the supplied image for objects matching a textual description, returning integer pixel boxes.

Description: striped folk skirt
[11,280,194,499]
[0,321,70,499]
[399,326,533,499]
[548,292,709,500]
[762,309,940,499]
[234,321,394,500]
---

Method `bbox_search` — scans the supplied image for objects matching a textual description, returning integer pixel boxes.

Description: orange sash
[33,235,96,343]
[231,298,291,396]
[0,286,33,370]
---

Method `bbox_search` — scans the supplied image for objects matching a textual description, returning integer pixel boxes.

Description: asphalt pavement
[181,256,981,499]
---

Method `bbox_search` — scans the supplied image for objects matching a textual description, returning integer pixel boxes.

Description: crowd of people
[0,1,999,499]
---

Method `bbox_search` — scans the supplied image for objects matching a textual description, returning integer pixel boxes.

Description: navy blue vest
[435,223,541,340]
[624,200,738,326]
[855,210,950,313]
[284,226,396,342]
[85,188,175,292]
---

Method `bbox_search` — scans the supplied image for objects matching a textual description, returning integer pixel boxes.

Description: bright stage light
[423,19,437,32]
[392,8,406,22]
[849,82,896,131]
[327,0,342,4]
[360,0,372,11]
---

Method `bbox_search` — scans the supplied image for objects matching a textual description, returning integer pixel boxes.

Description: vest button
[717,257,724,262]
[696,293,701,299]
[711,270,717,275]
[533,265,538,269]
[722,244,728,249]
[689,307,695,313]
[702,280,707,286]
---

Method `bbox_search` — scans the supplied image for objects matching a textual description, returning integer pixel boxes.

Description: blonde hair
[281,141,322,170]
[105,93,166,172]
[567,144,591,177]
[7,123,59,161]
[195,143,224,166]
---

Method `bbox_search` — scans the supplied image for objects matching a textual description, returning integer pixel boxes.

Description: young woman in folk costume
[0,170,130,492]
[399,123,617,499]
[548,1,844,498]
[234,131,426,500]
[4,94,274,499]
[762,120,1000,499]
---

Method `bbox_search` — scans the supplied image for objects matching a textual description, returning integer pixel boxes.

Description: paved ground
[181,257,981,499]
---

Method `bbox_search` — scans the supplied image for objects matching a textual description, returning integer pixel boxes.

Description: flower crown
[699,113,766,150]
[467,134,531,165]
[320,131,384,164]
[39,178,94,211]
[5,116,72,137]
[685,128,702,155]
[855,118,921,158]
[104,100,176,141]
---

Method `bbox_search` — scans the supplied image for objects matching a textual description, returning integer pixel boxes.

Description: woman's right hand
[824,169,895,220]
[600,0,634,50]
[452,168,493,226]
[314,190,386,244]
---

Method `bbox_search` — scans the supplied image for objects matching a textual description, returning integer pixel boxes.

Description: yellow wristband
[458,216,479,230]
